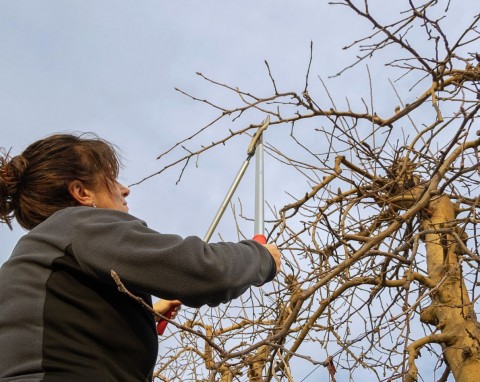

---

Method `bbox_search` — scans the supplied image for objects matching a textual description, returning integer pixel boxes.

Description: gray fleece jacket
[0,206,276,382]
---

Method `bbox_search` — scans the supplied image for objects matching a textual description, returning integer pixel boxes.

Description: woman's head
[0,133,128,230]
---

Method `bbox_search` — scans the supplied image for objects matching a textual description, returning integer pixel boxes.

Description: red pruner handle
[252,234,267,244]
[156,307,175,336]
[253,234,268,287]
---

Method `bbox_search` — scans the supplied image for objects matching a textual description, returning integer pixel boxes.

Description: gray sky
[1,0,350,257]
[0,1,474,380]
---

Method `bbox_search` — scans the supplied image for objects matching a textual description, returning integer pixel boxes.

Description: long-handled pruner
[204,115,270,243]
[157,116,270,335]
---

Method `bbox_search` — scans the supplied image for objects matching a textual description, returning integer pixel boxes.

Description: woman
[0,133,281,382]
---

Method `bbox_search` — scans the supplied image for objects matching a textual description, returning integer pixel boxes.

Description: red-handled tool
[156,306,176,335]
[156,116,270,335]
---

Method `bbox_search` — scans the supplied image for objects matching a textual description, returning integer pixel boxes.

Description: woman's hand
[153,299,182,322]
[263,243,282,275]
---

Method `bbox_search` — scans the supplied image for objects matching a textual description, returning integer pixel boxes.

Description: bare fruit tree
[140,1,480,381]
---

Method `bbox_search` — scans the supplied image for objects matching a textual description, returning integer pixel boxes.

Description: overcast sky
[1,1,476,380]
[1,1,473,250]
[0,0,355,256]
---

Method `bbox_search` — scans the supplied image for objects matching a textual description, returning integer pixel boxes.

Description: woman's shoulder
[33,206,144,233]
[23,207,147,248]
[54,206,139,220]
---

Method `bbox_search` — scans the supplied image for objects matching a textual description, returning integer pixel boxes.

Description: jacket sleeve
[68,207,276,307]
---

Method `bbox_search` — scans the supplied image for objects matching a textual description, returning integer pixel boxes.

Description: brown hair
[0,133,121,230]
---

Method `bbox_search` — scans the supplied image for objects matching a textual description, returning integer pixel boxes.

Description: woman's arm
[65,207,278,307]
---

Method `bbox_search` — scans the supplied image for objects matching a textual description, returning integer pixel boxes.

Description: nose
[118,182,130,198]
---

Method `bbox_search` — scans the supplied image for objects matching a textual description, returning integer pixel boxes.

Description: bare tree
[135,1,480,381]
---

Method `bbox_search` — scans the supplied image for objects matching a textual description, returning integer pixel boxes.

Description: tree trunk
[420,195,480,381]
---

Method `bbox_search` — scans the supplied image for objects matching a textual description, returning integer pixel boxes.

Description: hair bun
[7,155,29,183]
[0,153,29,225]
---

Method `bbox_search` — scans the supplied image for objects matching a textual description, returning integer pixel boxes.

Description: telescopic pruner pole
[252,128,266,244]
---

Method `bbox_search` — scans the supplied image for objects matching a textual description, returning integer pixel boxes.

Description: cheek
[99,195,114,207]
[99,191,118,206]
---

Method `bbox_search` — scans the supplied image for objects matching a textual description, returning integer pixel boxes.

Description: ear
[68,180,96,207]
